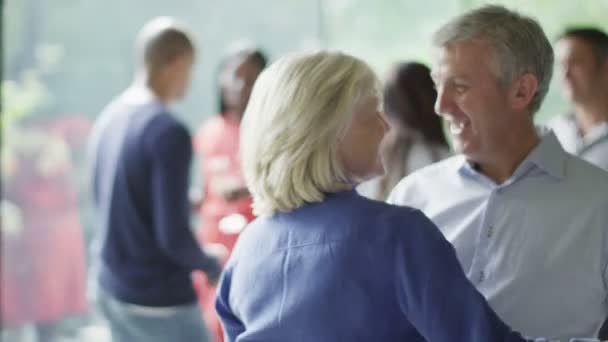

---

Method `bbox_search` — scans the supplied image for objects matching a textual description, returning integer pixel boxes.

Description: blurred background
[2,0,607,341]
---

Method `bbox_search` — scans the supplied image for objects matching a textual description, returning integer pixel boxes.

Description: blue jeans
[97,288,211,342]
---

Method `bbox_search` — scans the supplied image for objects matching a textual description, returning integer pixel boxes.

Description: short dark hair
[136,17,195,71]
[384,62,448,147]
[559,27,608,64]
[217,47,268,114]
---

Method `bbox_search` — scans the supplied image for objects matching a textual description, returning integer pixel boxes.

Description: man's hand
[203,243,229,287]
[189,187,203,212]
[210,177,250,202]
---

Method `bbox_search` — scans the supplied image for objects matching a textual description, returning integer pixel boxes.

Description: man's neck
[573,100,608,136]
[133,72,172,105]
[475,124,541,185]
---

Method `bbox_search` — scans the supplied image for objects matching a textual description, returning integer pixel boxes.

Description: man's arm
[392,209,529,341]
[386,175,418,207]
[147,118,221,283]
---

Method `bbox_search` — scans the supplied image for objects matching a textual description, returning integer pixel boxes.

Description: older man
[389,5,608,340]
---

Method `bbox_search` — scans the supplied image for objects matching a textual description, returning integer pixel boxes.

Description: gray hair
[433,5,554,114]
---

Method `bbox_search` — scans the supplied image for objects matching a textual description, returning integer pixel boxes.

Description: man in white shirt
[389,6,608,341]
[550,27,608,171]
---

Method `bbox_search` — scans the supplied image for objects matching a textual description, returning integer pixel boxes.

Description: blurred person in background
[193,44,268,252]
[550,24,608,342]
[191,43,267,342]
[550,27,608,171]
[1,116,89,342]
[358,61,450,200]
[87,17,221,342]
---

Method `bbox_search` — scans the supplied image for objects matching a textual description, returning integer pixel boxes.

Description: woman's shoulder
[229,197,447,284]
[233,192,439,253]
[328,192,438,243]
[352,195,445,245]
[365,199,431,228]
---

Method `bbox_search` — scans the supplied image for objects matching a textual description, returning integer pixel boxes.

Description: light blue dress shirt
[389,129,608,340]
[549,114,608,171]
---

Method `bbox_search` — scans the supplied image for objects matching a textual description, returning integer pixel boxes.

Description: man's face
[168,53,195,100]
[556,37,607,104]
[431,39,513,164]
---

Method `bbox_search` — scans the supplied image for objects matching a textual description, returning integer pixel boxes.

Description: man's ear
[600,57,608,81]
[510,73,539,112]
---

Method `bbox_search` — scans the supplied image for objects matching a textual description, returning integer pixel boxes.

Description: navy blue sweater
[90,87,220,306]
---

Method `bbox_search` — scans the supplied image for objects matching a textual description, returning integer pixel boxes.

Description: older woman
[215,51,528,341]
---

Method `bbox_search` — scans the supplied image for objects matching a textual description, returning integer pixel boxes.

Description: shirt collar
[122,84,163,108]
[563,113,608,148]
[582,121,608,146]
[523,127,567,180]
[457,126,567,183]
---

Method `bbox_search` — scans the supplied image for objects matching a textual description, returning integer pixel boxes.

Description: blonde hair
[241,51,380,217]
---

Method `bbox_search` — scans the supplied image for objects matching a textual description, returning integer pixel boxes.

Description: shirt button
[487,225,494,238]
[479,271,485,283]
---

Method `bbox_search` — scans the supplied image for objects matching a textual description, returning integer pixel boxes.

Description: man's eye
[454,84,467,93]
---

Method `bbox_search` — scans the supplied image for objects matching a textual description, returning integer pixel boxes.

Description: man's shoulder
[546,114,577,139]
[142,110,189,143]
[546,113,575,128]
[92,95,129,132]
[564,153,608,193]
[138,114,193,166]
[547,113,574,124]
[414,153,462,174]
[95,96,190,160]
[388,155,464,207]
[397,154,462,187]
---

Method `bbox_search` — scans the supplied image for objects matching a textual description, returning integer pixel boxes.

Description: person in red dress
[191,45,267,342]
[1,115,90,342]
